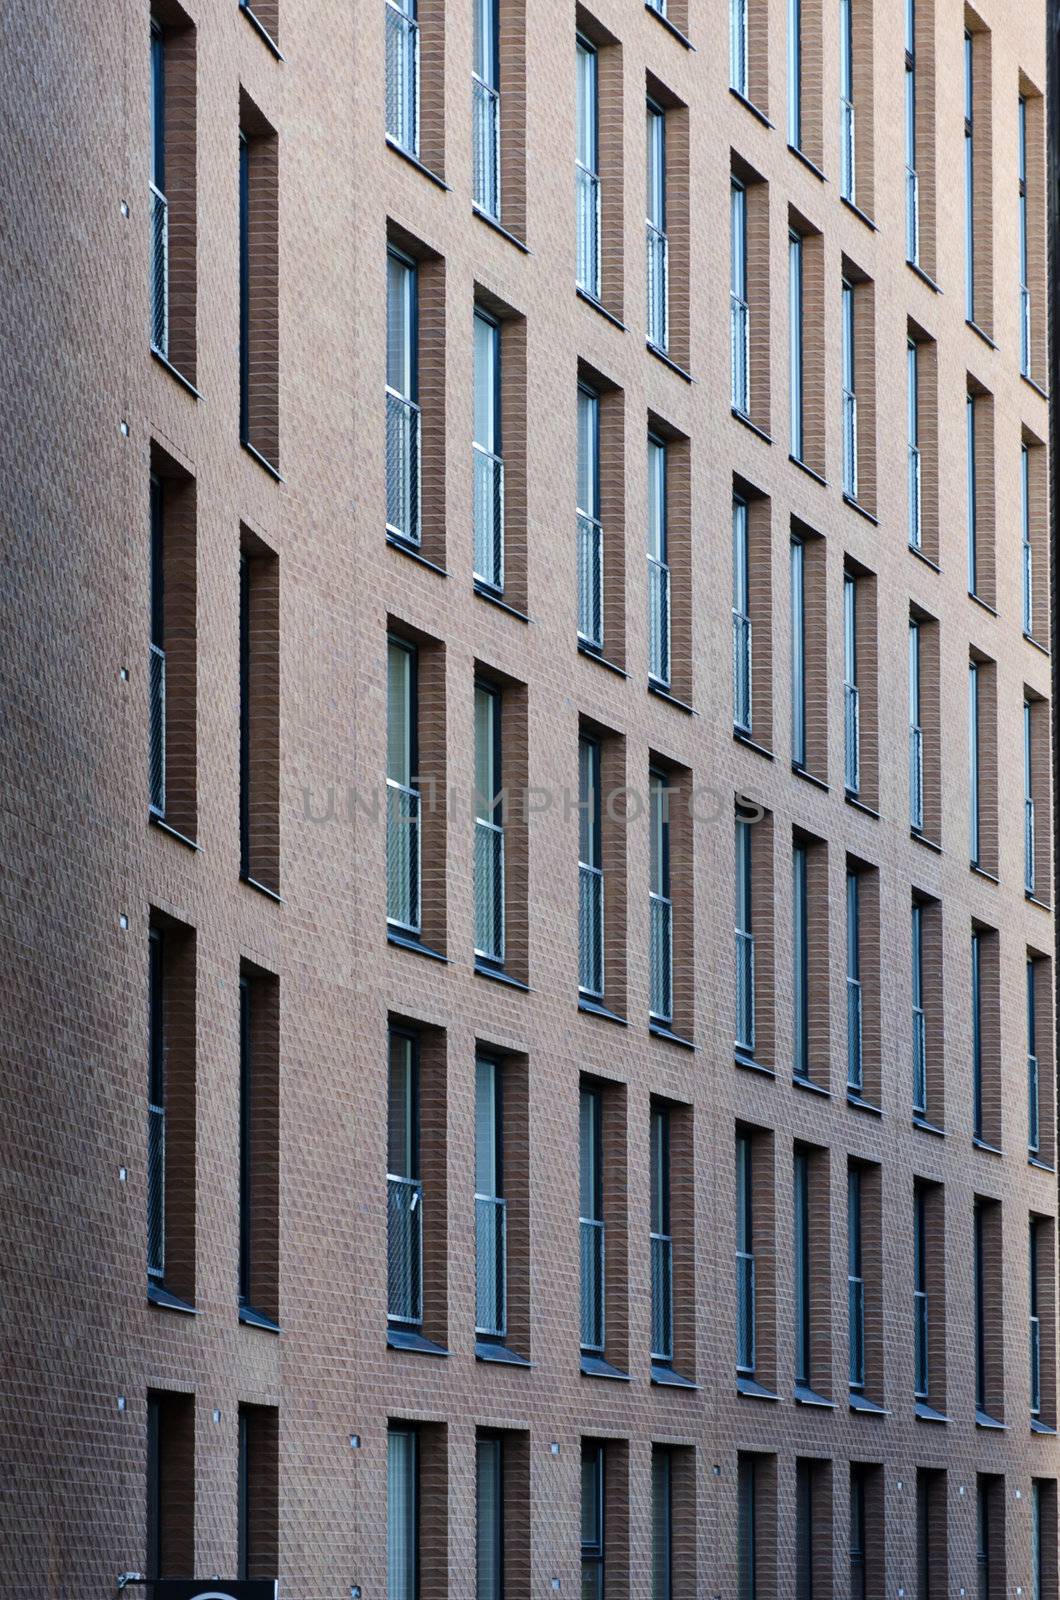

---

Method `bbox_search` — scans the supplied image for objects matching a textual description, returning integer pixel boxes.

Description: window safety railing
[149,642,166,816]
[906,166,920,263]
[387,1174,424,1325]
[576,165,601,299]
[1023,539,1033,635]
[732,609,752,734]
[580,1215,605,1352]
[908,444,921,548]
[735,928,755,1055]
[646,222,669,351]
[843,388,858,499]
[473,445,505,592]
[150,182,169,357]
[472,75,501,219]
[647,555,670,688]
[474,817,505,964]
[579,862,604,998]
[475,1192,507,1337]
[386,390,422,545]
[387,778,421,934]
[1021,286,1032,379]
[650,1230,673,1363]
[730,0,748,94]
[1025,796,1036,896]
[1029,1052,1040,1156]
[385,0,419,153]
[913,1004,927,1117]
[147,1097,165,1280]
[847,976,863,1092]
[914,1287,929,1399]
[844,680,861,794]
[731,292,750,414]
[649,892,673,1024]
[577,511,604,650]
[1031,1313,1041,1416]
[909,722,924,832]
[841,100,855,199]
[848,1274,865,1389]
[736,1249,755,1373]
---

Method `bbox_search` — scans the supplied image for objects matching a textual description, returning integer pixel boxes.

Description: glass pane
[647,105,665,229]
[647,437,666,563]
[387,1034,417,1177]
[473,311,498,453]
[576,40,597,170]
[387,1430,417,1600]
[474,685,499,822]
[387,642,413,786]
[387,253,415,398]
[577,387,598,517]
[476,1437,503,1600]
[475,1057,499,1197]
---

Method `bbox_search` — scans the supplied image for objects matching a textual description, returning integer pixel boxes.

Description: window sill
[975,1409,1006,1430]
[735,1052,774,1079]
[239,0,285,57]
[645,3,696,48]
[650,1021,696,1050]
[148,1283,197,1314]
[474,961,531,992]
[649,682,697,715]
[729,87,773,128]
[387,928,448,963]
[972,1136,1003,1157]
[909,544,941,573]
[476,1340,531,1366]
[847,1090,882,1117]
[577,641,628,678]
[1023,632,1051,657]
[1026,892,1052,913]
[386,534,448,576]
[845,794,880,819]
[578,997,627,1026]
[1029,1156,1056,1173]
[241,439,284,482]
[911,829,942,855]
[842,493,879,526]
[788,145,827,183]
[969,862,999,884]
[387,1326,449,1356]
[733,729,774,761]
[794,1384,834,1408]
[1021,372,1049,403]
[576,287,627,332]
[732,408,772,446]
[849,1392,889,1416]
[793,1074,830,1098]
[239,1303,281,1333]
[912,1115,946,1138]
[840,195,878,231]
[966,318,997,351]
[737,1375,779,1401]
[906,260,942,294]
[384,136,450,191]
[581,1353,631,1381]
[792,764,828,793]
[1031,1418,1057,1435]
[150,347,201,398]
[915,1401,949,1423]
[647,342,694,384]
[240,873,284,904]
[790,454,827,487]
[149,814,200,851]
[472,205,531,254]
[968,590,998,617]
[474,583,530,623]
[651,1364,697,1388]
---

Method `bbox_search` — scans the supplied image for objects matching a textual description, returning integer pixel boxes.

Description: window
[792,843,809,1082]
[964,29,974,318]
[146,930,164,1292]
[793,1148,812,1389]
[843,573,859,795]
[387,1425,418,1599]
[964,21,993,331]
[580,1084,605,1355]
[917,1469,947,1600]
[475,1435,503,1600]
[1025,697,1036,895]
[731,180,749,414]
[966,391,978,593]
[578,736,603,1000]
[1028,957,1041,1156]
[911,902,926,1115]
[387,1031,422,1330]
[237,1406,279,1581]
[908,619,923,832]
[849,1466,866,1600]
[787,0,802,146]
[904,0,918,260]
[386,249,420,548]
[385,0,419,155]
[147,452,197,838]
[239,97,280,470]
[148,473,167,819]
[149,22,168,357]
[848,1164,864,1393]
[474,682,504,967]
[576,383,602,650]
[737,1454,756,1600]
[239,969,280,1328]
[1031,1482,1059,1600]
[474,1056,506,1341]
[472,0,500,218]
[1023,441,1034,634]
[968,659,980,858]
[735,813,755,1057]
[913,1182,931,1404]
[839,0,854,199]
[239,533,280,894]
[149,9,196,377]
[1019,94,1030,372]
[732,497,752,733]
[646,101,668,351]
[147,918,196,1309]
[907,340,921,547]
[789,231,803,458]
[841,279,857,496]
[737,1454,777,1600]
[652,1448,673,1600]
[846,869,862,1093]
[790,538,806,769]
[146,1391,195,1580]
[581,1441,605,1600]
[976,1478,1006,1600]
[971,929,984,1141]
[731,0,749,94]
[1018,88,1045,380]
[649,1103,672,1364]
[647,434,670,688]
[736,1130,756,1378]
[968,656,1000,873]
[974,1197,1003,1422]
[649,769,672,1025]
[795,1460,831,1600]
[473,308,504,592]
[576,37,600,298]
[579,1077,628,1374]
[387,638,419,935]
[1031,1217,1042,1419]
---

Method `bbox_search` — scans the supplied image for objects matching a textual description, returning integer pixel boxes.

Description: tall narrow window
[732,497,752,733]
[791,538,806,769]
[576,384,603,650]
[239,100,280,469]
[911,902,926,1116]
[731,181,750,414]
[146,1391,195,1580]
[736,1130,755,1377]
[917,1470,947,1599]
[239,537,280,894]
[476,1435,503,1600]
[964,30,974,321]
[1022,443,1034,635]
[387,1032,422,1330]
[387,1425,418,1600]
[909,619,923,832]
[646,102,668,352]
[792,843,809,1082]
[1028,958,1040,1156]
[841,279,857,497]
[386,249,420,548]
[731,0,749,96]
[473,309,504,593]
[1030,1217,1042,1419]
[385,0,419,156]
[971,930,984,1141]
[472,0,500,218]
[149,475,166,819]
[578,737,604,1000]
[794,1148,811,1387]
[238,971,279,1329]
[904,0,918,262]
[650,1103,673,1364]
[907,340,921,547]
[652,1449,673,1600]
[581,1442,605,1600]
[386,639,419,935]
[848,1165,864,1393]
[149,22,168,356]
[1024,699,1036,896]
[735,815,755,1056]
[147,919,196,1310]
[968,660,980,866]
[647,435,670,688]
[789,230,804,459]
[737,1455,757,1600]
[974,1200,989,1416]
[649,770,673,1025]
[913,1183,929,1401]
[846,870,862,1092]
[966,392,978,593]
[843,573,860,796]
[579,1085,604,1354]
[849,1466,867,1600]
[147,928,166,1290]
[788,0,802,147]
[474,682,504,967]
[839,0,855,200]
[237,1406,279,1581]
[1019,95,1030,374]
[475,1056,506,1342]
[575,38,600,299]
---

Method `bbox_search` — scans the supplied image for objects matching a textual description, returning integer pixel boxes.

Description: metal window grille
[473,445,504,591]
[730,0,748,94]
[580,1215,605,1351]
[650,1229,673,1362]
[385,0,420,153]
[844,680,860,794]
[579,863,604,998]
[646,222,669,351]
[472,75,501,218]
[386,778,421,933]
[386,391,422,546]
[649,892,673,1024]
[732,610,752,734]
[735,929,756,1055]
[647,555,670,688]
[577,512,604,649]
[474,817,505,963]
[149,642,166,816]
[150,184,169,356]
[387,1174,423,1325]
[847,976,863,1091]
[909,722,924,832]
[576,165,601,297]
[475,1193,507,1337]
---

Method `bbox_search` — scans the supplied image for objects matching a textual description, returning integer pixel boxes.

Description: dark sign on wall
[140,1584,278,1600]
